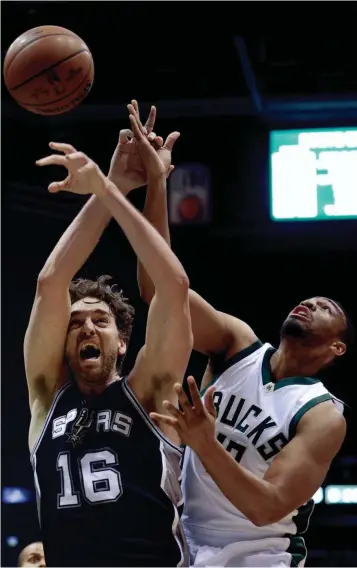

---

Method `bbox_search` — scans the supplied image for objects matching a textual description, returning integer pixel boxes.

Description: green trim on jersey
[288,393,333,440]
[200,340,263,396]
[261,347,321,390]
[286,535,307,567]
[285,499,314,566]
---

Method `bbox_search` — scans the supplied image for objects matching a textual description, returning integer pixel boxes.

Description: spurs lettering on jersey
[52,408,133,446]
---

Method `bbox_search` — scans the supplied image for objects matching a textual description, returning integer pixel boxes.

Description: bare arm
[26,108,159,411]
[95,167,193,398]
[35,130,193,408]
[197,401,346,526]
[25,145,111,409]
[138,179,256,358]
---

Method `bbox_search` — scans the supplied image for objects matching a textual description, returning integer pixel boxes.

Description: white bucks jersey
[182,341,343,567]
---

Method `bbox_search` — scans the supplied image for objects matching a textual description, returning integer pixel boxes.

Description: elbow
[250,514,271,528]
[139,275,189,305]
[247,494,288,527]
[36,269,67,294]
[37,271,56,291]
[248,510,269,527]
[171,273,190,295]
[250,507,287,528]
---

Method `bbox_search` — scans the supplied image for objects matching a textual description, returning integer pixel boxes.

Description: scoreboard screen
[270,128,357,221]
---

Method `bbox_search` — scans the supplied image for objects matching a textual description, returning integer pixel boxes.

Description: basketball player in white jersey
[124,105,352,567]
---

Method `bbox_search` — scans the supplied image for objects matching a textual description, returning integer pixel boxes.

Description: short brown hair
[69,275,135,344]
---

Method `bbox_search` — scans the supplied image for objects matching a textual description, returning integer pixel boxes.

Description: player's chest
[48,404,139,452]
[212,387,290,465]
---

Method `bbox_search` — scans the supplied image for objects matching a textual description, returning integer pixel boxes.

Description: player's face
[65,297,126,383]
[281,296,347,357]
[19,542,45,567]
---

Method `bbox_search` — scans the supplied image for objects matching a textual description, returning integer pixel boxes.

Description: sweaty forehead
[70,297,111,315]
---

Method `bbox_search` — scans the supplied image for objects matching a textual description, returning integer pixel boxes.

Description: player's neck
[271,341,322,380]
[75,372,120,396]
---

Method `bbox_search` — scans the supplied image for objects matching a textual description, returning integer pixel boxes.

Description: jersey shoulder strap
[287,381,344,440]
[201,340,268,395]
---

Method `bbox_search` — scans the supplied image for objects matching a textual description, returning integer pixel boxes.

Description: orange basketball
[3,25,94,115]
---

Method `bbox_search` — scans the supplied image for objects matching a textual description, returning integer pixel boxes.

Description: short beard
[280,317,311,340]
[67,349,118,385]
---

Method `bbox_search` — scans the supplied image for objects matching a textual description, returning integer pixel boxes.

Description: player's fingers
[150,412,180,429]
[48,177,70,193]
[128,103,148,135]
[147,131,157,142]
[49,142,77,154]
[119,129,133,144]
[163,131,180,151]
[131,99,140,119]
[162,400,184,419]
[127,103,138,119]
[76,161,97,175]
[204,386,217,418]
[129,114,146,141]
[128,104,146,134]
[36,154,68,167]
[187,376,204,412]
[174,383,193,413]
[145,105,156,134]
[154,136,164,148]
[167,165,175,178]
[65,152,89,171]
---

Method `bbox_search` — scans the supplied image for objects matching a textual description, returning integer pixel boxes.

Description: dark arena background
[2,2,357,566]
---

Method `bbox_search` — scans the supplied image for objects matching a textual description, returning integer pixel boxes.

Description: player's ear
[118,340,127,356]
[331,340,346,358]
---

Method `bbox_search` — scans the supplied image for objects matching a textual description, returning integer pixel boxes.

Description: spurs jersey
[31,378,188,567]
[182,341,343,567]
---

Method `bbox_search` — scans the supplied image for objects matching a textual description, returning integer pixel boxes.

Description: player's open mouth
[79,343,101,360]
[290,306,311,321]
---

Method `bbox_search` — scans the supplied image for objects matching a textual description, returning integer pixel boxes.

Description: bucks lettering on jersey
[31,378,188,567]
[181,341,343,567]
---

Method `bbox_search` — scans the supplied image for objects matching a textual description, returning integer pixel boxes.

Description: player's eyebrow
[70,309,111,318]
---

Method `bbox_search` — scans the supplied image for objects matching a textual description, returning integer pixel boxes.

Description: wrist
[94,177,120,200]
[196,436,220,462]
[107,174,127,195]
[147,172,166,189]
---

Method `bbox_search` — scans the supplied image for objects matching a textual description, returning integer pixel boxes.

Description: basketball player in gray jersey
[25,108,192,567]
[123,103,352,567]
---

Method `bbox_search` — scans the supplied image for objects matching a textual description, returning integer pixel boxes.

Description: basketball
[3,25,94,116]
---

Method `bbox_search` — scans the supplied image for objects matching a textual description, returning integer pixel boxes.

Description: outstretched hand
[127,101,180,182]
[109,100,179,193]
[128,111,178,181]
[150,376,217,453]
[36,142,106,195]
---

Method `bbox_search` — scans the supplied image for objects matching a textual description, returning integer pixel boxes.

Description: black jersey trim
[30,382,72,460]
[122,377,183,456]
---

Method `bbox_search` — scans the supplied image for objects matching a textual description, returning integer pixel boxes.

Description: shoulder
[299,399,346,433]
[296,400,346,461]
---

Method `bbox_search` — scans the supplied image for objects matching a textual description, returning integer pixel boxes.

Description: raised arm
[27,106,163,411]
[25,143,111,411]
[101,115,194,401]
[38,132,193,403]
[129,103,257,361]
